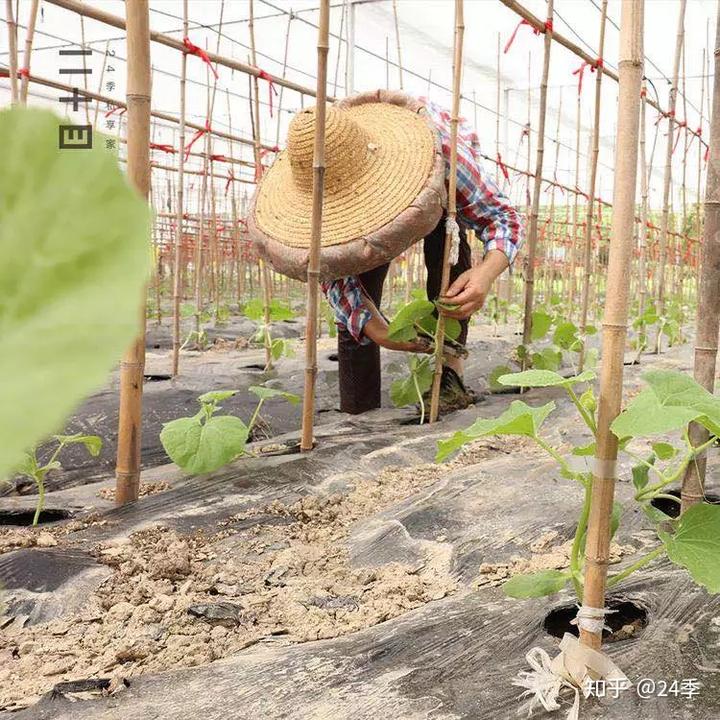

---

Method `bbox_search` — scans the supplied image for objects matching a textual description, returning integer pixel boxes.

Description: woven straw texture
[249,90,446,282]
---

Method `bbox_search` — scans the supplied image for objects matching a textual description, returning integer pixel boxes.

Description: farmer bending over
[248,90,524,415]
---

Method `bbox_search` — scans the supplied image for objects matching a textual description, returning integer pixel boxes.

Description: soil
[2,324,718,719]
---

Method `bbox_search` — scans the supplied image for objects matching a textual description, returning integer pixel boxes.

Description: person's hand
[439,267,493,319]
[364,316,433,353]
[440,250,509,320]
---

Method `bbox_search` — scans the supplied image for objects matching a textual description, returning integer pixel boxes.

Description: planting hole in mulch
[0,508,73,527]
[144,373,172,382]
[544,598,649,643]
[650,489,720,519]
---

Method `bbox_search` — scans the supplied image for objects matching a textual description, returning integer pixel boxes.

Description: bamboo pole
[637,83,649,329]
[566,86,583,314]
[5,0,19,105]
[392,0,403,89]
[681,8,720,512]
[115,0,151,506]
[656,0,687,351]
[248,1,274,370]
[300,0,330,452]
[429,0,464,424]
[19,0,39,105]
[171,0,188,378]
[520,0,553,355]
[581,0,643,651]
[577,0,608,371]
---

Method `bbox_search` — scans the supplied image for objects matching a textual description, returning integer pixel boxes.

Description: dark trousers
[338,215,472,414]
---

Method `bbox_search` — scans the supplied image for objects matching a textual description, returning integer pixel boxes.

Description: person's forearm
[479,248,510,281]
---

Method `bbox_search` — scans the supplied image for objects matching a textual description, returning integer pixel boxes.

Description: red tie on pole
[257,70,279,117]
[184,120,211,160]
[150,142,176,154]
[183,36,218,79]
[496,152,510,182]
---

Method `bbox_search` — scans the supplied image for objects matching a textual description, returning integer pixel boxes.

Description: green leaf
[54,433,103,457]
[243,298,265,322]
[531,348,562,371]
[267,299,295,322]
[503,570,570,599]
[160,414,249,475]
[248,385,300,404]
[584,347,600,370]
[271,337,285,360]
[611,389,703,439]
[572,441,596,456]
[660,503,720,593]
[497,369,596,389]
[643,370,720,436]
[390,358,433,408]
[488,365,514,392]
[387,299,434,341]
[631,455,655,492]
[0,108,151,479]
[651,442,678,460]
[579,387,597,414]
[198,390,238,404]
[435,400,555,461]
[553,321,580,351]
[530,311,553,341]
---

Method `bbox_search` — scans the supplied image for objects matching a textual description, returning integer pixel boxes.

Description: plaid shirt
[322,99,524,344]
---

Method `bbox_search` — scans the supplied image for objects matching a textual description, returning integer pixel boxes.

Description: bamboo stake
[392,0,403,89]
[171,0,188,378]
[429,0,464,424]
[520,0,553,355]
[300,0,330,452]
[581,0,643,650]
[656,0,687,351]
[566,87,582,314]
[115,0,151,506]
[19,0,39,105]
[637,83,649,329]
[5,0,19,105]
[248,1,273,370]
[275,11,294,149]
[681,9,720,512]
[577,0,608,371]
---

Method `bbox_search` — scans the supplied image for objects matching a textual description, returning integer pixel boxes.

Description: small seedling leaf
[497,369,595,389]
[248,385,301,404]
[387,299,434,341]
[54,433,103,457]
[503,570,570,599]
[198,390,238,404]
[160,414,249,475]
[530,311,553,341]
[651,442,678,461]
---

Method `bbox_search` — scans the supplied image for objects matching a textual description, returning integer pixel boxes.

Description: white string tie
[446,216,460,265]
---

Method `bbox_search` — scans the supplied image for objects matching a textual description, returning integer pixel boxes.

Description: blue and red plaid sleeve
[321,276,373,345]
[425,101,524,265]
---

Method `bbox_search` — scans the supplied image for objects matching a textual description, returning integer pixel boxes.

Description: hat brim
[249,90,446,282]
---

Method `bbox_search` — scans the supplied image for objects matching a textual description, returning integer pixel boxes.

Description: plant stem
[247,398,265,435]
[569,481,592,600]
[566,386,597,436]
[33,475,45,526]
[607,546,664,587]
[533,436,579,482]
[413,370,425,425]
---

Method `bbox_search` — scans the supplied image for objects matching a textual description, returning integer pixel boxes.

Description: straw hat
[248,90,446,282]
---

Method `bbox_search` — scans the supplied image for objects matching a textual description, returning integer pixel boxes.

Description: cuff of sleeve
[348,307,373,345]
[484,238,518,268]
